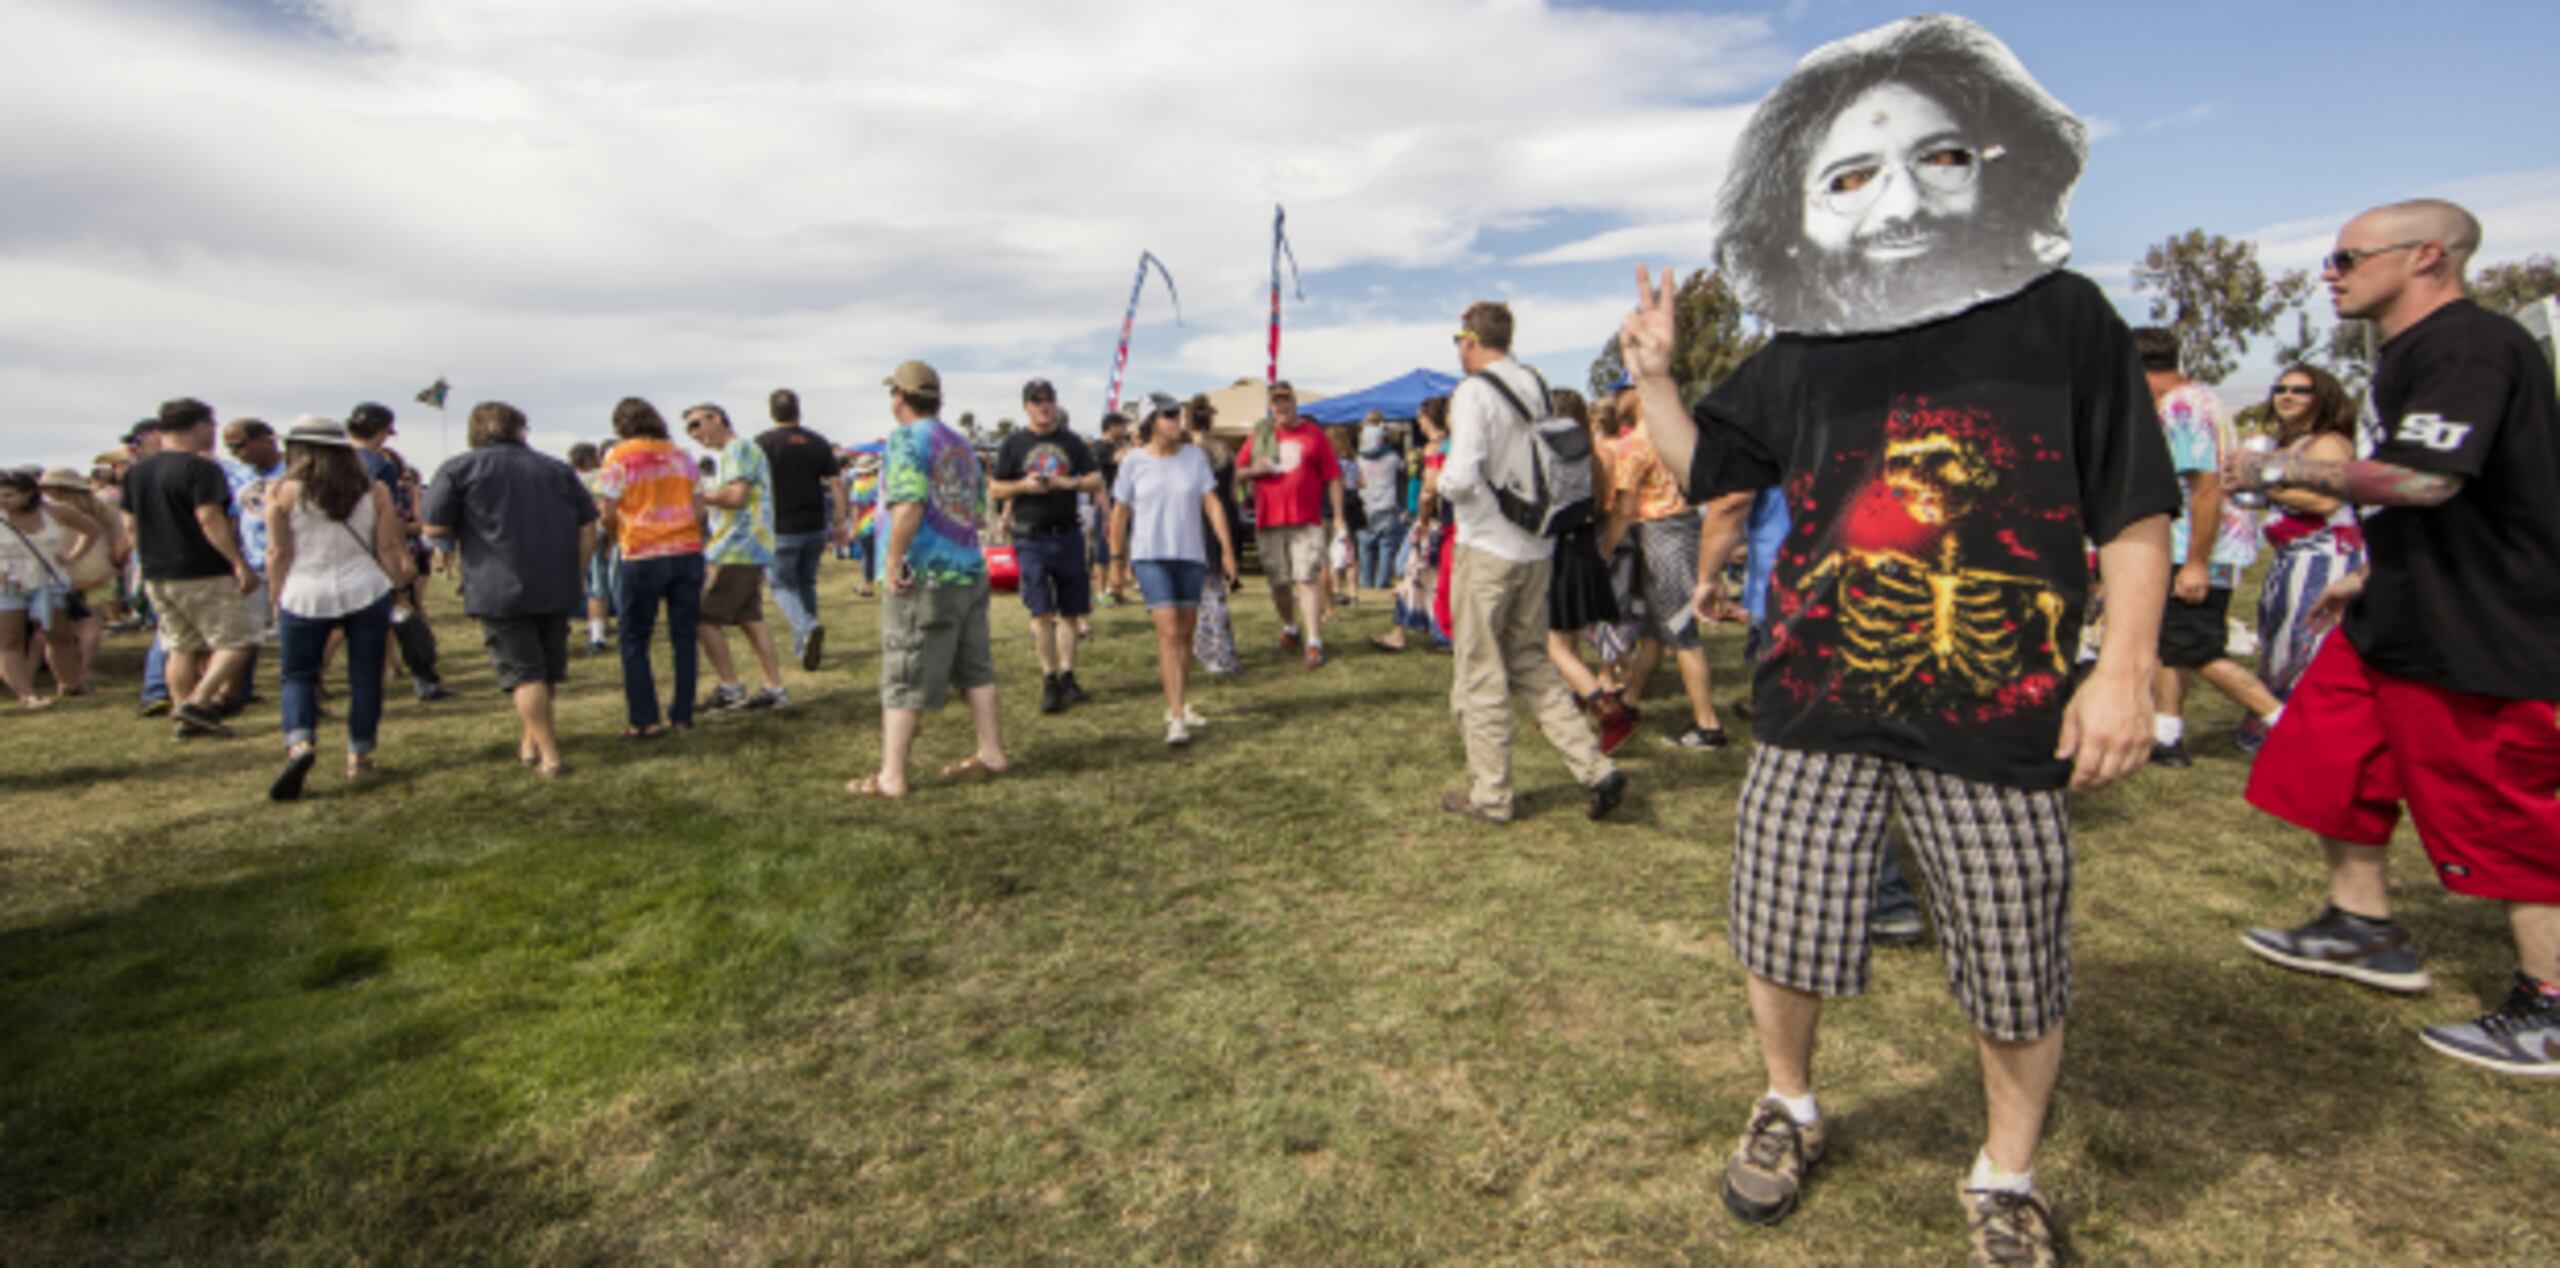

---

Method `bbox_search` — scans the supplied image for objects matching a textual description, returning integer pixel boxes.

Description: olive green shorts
[879,578,996,711]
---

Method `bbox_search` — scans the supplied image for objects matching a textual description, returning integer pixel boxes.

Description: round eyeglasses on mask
[1812,142,2000,217]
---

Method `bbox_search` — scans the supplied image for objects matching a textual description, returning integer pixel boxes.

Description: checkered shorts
[1731,745,2075,1042]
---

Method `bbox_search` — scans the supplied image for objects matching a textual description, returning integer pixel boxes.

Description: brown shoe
[1963,1185,2059,1267]
[1722,1098,1825,1225]
[1440,790,1510,824]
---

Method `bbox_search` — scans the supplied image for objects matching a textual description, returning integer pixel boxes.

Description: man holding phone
[988,378,1104,714]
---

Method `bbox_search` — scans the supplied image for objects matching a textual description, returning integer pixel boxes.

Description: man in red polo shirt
[1237,380,1345,669]
[2228,197,2560,1078]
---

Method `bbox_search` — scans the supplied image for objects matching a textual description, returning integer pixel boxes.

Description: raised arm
[1623,265,1700,498]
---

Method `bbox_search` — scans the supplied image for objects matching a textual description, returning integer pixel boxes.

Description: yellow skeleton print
[1792,429,2070,715]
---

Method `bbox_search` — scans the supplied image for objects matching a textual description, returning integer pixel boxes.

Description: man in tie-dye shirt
[2136,326,2283,766]
[848,360,1008,799]
[685,403,789,712]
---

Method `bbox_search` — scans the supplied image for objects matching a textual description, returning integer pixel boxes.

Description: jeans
[278,594,391,753]
[1356,514,1405,589]
[766,531,827,644]
[1875,842,1919,920]
[141,633,168,704]
[616,552,704,729]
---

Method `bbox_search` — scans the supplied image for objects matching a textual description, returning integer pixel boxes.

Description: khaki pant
[1448,543,1612,817]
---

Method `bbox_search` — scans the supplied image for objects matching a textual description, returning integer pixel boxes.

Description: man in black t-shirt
[2229,198,2560,1079]
[347,402,450,701]
[1620,23,2177,1256]
[753,388,844,670]
[1093,411,1134,604]
[123,397,262,738]
[987,378,1104,713]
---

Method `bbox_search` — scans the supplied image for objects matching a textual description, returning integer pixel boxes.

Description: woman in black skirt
[1544,389,1637,755]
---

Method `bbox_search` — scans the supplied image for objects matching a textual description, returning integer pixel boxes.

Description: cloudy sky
[8,0,2557,471]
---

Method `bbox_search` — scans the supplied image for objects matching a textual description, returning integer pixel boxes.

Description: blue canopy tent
[1297,368,1460,424]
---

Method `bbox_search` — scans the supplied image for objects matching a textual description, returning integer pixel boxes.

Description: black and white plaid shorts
[1730,745,2075,1042]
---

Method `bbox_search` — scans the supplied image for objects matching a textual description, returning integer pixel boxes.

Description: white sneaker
[1164,704,1206,727]
[1165,719,1192,747]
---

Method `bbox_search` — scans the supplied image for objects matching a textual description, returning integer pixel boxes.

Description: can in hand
[2231,433,2277,509]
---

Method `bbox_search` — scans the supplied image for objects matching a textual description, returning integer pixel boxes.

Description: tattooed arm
[2221,448,2464,509]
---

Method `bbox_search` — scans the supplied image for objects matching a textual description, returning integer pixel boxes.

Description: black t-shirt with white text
[2343,299,2560,700]
[755,425,840,535]
[992,427,1097,535]
[1688,271,2181,790]
[121,450,236,581]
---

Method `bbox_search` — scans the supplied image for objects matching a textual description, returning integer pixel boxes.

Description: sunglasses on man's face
[2323,241,2422,275]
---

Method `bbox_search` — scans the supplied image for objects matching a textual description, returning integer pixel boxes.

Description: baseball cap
[884,360,942,395]
[1021,378,1057,402]
[1606,373,1633,394]
[1267,379,1296,398]
[1138,392,1181,420]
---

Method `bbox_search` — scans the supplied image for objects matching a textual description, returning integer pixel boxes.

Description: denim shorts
[1012,530,1092,619]
[1132,559,1207,610]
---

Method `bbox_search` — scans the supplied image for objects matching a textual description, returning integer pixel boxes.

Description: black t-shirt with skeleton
[1689,270,2181,789]
[2343,299,2560,700]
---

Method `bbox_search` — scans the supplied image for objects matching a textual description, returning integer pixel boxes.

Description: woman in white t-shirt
[1109,394,1240,746]
[0,469,103,710]
[262,418,414,800]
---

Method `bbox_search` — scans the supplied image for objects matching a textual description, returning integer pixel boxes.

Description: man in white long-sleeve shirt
[1438,301,1626,823]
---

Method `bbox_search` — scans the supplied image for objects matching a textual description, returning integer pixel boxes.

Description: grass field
[2,573,2552,1265]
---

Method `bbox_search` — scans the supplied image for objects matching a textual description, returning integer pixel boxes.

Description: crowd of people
[7,28,2557,1261]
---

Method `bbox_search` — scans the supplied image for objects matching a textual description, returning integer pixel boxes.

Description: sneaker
[800,624,826,672]
[1165,704,1207,727]
[269,747,317,802]
[1304,644,1326,670]
[2149,740,2192,768]
[1872,907,1928,946]
[135,697,173,718]
[1059,671,1092,705]
[174,701,235,738]
[1440,790,1511,825]
[699,684,750,713]
[1963,1185,2060,1267]
[1595,704,1639,757]
[1584,770,1627,821]
[1661,724,1731,751]
[1722,1098,1824,1225]
[2418,973,2560,1078]
[2240,904,2432,993]
[2233,714,2269,755]
[1165,719,1192,747]
[754,687,790,710]
[586,639,610,656]
[1278,627,1300,652]
[415,681,455,702]
[1040,673,1066,715]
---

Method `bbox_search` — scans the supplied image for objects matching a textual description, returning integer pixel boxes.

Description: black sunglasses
[2323,241,2421,274]
[2270,385,2316,397]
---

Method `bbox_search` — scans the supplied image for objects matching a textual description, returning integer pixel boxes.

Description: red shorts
[2248,635,2560,903]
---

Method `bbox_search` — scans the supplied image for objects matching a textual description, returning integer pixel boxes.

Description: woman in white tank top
[262,418,414,800]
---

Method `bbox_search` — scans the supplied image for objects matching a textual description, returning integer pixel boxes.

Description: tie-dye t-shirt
[877,418,984,586]
[596,438,703,560]
[2158,381,2261,587]
[705,436,775,567]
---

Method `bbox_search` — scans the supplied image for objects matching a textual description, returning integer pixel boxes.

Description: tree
[2470,253,2560,315]
[1586,268,1767,405]
[2131,229,2310,384]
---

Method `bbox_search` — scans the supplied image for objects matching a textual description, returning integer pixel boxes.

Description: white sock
[2153,714,2184,746]
[2263,704,2284,727]
[588,617,606,642]
[1283,624,1298,640]
[1765,1088,1820,1126]
[1967,1150,2035,1196]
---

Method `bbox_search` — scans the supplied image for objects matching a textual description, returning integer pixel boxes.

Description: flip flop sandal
[1366,633,1405,654]
[939,754,1006,781]
[617,724,668,741]
[844,773,904,798]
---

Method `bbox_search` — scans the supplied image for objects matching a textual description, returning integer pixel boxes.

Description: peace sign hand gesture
[1619,265,1680,384]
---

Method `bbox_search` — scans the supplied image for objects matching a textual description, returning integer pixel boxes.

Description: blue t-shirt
[227,458,285,573]
[878,418,985,586]
[1110,446,1217,564]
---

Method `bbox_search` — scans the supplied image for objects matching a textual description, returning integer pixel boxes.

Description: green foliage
[2469,253,2560,315]
[2132,229,2311,384]
[1587,269,1766,405]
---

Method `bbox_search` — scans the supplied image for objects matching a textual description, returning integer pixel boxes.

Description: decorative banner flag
[415,377,451,409]
[1266,205,1304,384]
[1103,251,1184,417]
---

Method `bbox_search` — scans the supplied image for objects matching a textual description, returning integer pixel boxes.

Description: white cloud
[0,0,1793,466]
